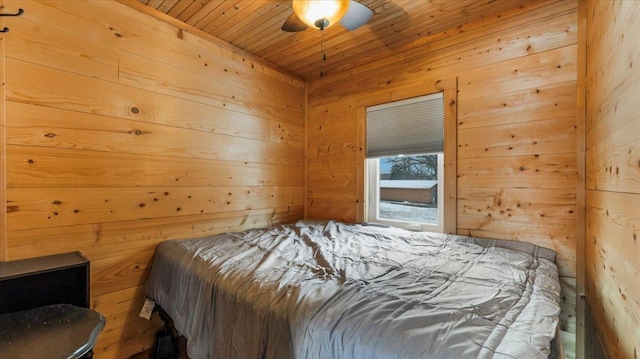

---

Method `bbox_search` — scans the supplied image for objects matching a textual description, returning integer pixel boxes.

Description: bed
[144,220,561,359]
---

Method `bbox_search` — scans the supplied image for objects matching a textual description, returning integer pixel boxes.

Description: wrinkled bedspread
[145,221,561,359]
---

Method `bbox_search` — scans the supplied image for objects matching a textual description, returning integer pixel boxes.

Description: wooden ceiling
[131,0,529,80]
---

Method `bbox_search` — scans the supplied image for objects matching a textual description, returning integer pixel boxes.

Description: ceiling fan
[281,0,374,32]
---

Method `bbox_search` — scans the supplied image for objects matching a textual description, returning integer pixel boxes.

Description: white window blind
[366,93,444,158]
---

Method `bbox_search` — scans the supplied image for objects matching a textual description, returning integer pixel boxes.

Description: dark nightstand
[0,252,105,358]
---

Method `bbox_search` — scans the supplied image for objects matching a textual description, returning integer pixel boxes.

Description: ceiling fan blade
[340,0,373,31]
[282,12,308,32]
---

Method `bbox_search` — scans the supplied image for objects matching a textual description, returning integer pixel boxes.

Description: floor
[129,334,574,359]
[129,336,189,359]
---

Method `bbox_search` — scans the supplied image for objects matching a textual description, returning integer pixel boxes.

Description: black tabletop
[0,303,105,359]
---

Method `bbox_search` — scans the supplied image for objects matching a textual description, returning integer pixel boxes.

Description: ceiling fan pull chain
[320,29,326,77]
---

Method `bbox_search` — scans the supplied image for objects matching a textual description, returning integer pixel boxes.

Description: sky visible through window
[380,158,393,174]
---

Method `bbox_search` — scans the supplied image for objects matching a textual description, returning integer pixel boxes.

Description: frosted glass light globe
[292,0,350,30]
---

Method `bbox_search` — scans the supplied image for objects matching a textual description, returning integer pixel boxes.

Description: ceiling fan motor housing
[314,18,331,30]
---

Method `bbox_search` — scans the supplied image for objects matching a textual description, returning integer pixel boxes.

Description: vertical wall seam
[576,1,587,358]
[0,0,8,261]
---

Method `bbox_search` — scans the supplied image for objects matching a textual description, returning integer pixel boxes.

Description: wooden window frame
[355,78,457,234]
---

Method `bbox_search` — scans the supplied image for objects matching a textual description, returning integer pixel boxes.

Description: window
[365,93,446,232]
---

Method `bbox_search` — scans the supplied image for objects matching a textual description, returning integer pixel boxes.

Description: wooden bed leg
[150,306,179,359]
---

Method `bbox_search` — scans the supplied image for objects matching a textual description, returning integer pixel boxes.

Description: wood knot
[130,106,140,114]
[44,133,56,138]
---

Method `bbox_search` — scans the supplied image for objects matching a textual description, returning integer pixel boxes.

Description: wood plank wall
[0,0,305,357]
[306,0,579,354]
[584,1,640,358]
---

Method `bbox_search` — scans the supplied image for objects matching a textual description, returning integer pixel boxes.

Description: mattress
[144,220,561,359]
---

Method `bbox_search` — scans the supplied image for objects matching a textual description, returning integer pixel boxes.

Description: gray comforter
[145,221,561,359]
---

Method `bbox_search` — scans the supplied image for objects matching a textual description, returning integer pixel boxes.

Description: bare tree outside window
[384,155,438,180]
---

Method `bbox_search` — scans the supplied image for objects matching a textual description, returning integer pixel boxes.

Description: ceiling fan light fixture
[292,0,350,30]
